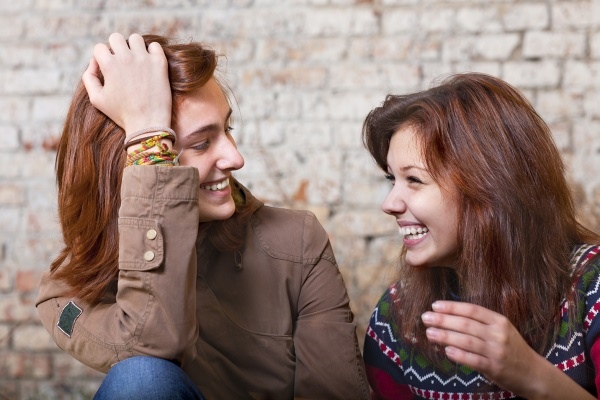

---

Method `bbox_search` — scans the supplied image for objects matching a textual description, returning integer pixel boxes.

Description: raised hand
[82,33,172,137]
[421,301,595,399]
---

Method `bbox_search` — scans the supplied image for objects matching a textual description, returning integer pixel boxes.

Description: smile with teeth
[200,177,230,191]
[399,226,429,239]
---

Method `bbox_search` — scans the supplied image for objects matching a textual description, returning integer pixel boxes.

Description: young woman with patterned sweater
[362,73,600,399]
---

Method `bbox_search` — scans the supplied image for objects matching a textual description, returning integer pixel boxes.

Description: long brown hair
[363,72,600,363]
[51,35,257,304]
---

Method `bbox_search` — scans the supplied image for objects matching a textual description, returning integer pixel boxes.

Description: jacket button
[144,251,155,261]
[146,229,158,240]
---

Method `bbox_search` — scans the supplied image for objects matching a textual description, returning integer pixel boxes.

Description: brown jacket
[36,166,369,399]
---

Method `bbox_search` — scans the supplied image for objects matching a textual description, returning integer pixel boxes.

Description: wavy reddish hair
[363,72,600,363]
[51,35,256,303]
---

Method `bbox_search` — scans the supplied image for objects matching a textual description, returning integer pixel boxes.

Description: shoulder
[368,283,400,338]
[573,245,600,293]
[249,206,332,264]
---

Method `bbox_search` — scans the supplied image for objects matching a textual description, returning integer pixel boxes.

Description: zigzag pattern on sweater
[365,244,600,398]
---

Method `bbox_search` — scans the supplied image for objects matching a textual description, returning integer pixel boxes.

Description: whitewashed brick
[13,325,56,351]
[552,1,593,29]
[284,122,333,148]
[564,61,600,89]
[502,3,549,31]
[444,34,519,61]
[303,9,353,37]
[536,90,584,123]
[419,8,455,32]
[0,209,22,235]
[452,62,502,77]
[547,120,572,152]
[239,66,327,90]
[571,120,600,190]
[252,9,307,37]
[503,61,561,88]
[591,32,600,60]
[332,121,365,149]
[329,209,395,237]
[523,32,586,58]
[257,120,286,145]
[0,185,26,207]
[584,91,600,119]
[382,8,419,34]
[381,63,421,92]
[257,38,346,63]
[31,95,71,122]
[0,293,37,322]
[0,70,63,96]
[0,97,30,124]
[302,91,384,121]
[277,150,343,204]
[456,6,504,33]
[329,64,383,90]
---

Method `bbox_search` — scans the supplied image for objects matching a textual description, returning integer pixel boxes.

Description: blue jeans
[94,356,205,400]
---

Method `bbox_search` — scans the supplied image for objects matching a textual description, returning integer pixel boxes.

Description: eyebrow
[179,108,233,142]
[387,164,429,173]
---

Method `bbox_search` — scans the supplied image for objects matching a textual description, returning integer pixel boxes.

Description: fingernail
[426,327,440,339]
[431,301,443,311]
[421,312,434,323]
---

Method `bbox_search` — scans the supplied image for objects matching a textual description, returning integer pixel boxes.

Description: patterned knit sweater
[364,245,600,400]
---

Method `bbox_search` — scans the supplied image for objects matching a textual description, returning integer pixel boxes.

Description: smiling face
[383,126,459,268]
[172,78,244,222]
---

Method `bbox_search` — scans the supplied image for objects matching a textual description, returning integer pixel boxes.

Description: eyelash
[384,174,423,185]
[189,124,234,151]
[190,141,209,151]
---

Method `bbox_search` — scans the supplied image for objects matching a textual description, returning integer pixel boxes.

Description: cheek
[180,154,212,180]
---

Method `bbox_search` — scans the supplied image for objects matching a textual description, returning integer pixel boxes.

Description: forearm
[37,166,200,371]
[523,354,595,400]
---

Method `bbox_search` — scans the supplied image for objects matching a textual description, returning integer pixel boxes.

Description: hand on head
[82,33,172,137]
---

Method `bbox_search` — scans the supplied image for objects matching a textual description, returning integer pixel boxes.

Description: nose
[381,185,406,216]
[215,136,244,171]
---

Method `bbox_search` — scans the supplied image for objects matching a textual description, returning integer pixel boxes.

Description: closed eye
[190,140,209,152]
[384,173,395,185]
[407,176,423,184]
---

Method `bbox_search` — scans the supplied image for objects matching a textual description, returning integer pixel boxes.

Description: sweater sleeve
[36,166,200,372]
[292,212,370,400]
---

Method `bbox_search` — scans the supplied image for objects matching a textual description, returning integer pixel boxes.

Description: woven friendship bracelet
[127,150,178,166]
[124,126,177,146]
[126,133,179,167]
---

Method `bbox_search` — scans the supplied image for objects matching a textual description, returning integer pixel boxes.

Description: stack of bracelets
[126,131,180,167]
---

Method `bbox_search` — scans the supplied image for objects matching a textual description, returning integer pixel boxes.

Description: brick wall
[1,0,599,398]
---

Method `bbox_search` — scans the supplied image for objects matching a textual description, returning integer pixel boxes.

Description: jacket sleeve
[293,213,370,400]
[36,166,200,372]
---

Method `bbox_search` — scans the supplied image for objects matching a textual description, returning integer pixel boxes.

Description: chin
[198,203,236,223]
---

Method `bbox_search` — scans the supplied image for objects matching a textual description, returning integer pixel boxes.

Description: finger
[108,32,129,54]
[422,311,488,339]
[82,58,103,103]
[444,345,491,372]
[92,42,113,66]
[432,301,501,324]
[128,33,147,53]
[147,41,165,56]
[425,326,488,356]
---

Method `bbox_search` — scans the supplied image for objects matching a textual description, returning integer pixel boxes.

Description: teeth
[201,178,230,191]
[399,226,429,239]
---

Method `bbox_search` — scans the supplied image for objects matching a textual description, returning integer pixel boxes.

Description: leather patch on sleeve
[57,301,82,338]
